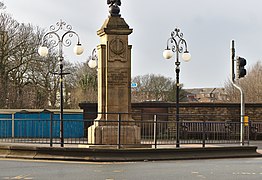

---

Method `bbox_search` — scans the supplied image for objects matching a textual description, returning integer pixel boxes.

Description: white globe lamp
[38,46,48,57]
[73,44,84,55]
[163,49,173,59]
[182,51,191,62]
[88,59,97,69]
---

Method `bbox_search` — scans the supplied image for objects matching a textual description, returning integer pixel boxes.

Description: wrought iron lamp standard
[163,28,191,148]
[38,20,84,147]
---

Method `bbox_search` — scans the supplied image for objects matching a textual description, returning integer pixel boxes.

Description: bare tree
[27,51,60,108]
[70,62,98,107]
[224,61,262,103]
[8,24,43,108]
[0,11,61,108]
[131,74,186,102]
[0,13,46,108]
[0,13,25,107]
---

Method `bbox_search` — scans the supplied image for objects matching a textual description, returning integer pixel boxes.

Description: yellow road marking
[2,174,33,180]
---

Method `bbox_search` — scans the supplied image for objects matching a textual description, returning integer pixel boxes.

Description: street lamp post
[38,20,84,147]
[163,28,191,148]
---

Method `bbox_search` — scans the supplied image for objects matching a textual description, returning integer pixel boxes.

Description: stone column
[88,15,140,145]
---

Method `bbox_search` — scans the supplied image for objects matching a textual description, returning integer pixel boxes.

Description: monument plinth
[88,7,141,145]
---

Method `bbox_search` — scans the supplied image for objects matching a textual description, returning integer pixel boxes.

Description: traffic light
[236,56,247,78]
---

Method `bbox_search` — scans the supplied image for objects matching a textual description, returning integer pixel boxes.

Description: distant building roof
[184,88,228,102]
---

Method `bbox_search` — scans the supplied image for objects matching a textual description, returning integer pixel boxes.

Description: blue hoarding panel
[0,114,12,137]
[53,113,84,138]
[13,111,83,138]
[14,112,51,138]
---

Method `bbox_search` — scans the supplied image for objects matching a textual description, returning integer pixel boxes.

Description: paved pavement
[249,141,262,148]
[249,141,262,153]
[0,141,261,162]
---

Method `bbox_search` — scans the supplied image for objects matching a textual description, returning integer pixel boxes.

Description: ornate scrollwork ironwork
[41,20,81,49]
[166,28,189,54]
[90,48,98,60]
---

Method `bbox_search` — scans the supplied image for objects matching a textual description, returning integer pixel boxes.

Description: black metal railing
[0,112,261,148]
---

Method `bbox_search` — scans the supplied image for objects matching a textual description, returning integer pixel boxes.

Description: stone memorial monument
[88,1,141,145]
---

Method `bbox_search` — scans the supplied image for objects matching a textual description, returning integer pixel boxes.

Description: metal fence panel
[1,111,261,147]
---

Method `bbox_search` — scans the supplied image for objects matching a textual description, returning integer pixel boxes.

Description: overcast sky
[3,0,262,88]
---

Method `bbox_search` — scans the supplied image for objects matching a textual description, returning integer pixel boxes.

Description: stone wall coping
[80,102,262,109]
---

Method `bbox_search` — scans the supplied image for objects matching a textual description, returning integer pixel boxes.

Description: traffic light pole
[231,40,245,146]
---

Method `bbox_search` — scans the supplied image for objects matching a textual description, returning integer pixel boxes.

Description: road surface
[0,157,262,180]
